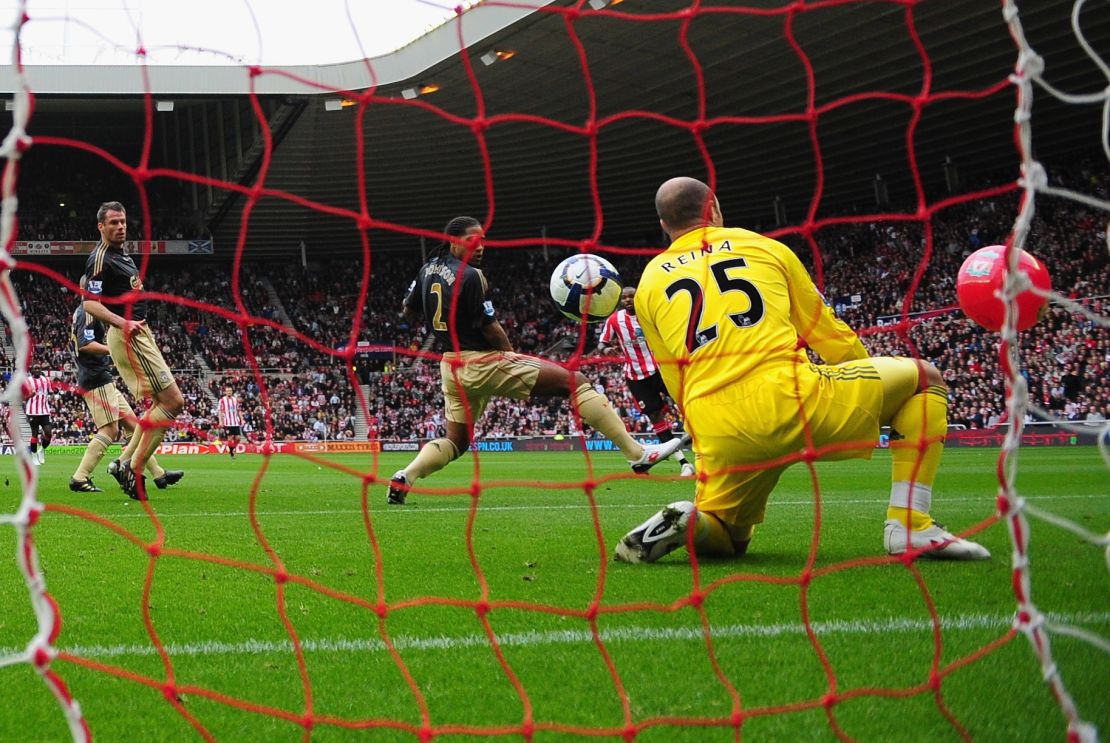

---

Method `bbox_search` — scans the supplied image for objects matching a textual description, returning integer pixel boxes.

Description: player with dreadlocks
[386,216,689,504]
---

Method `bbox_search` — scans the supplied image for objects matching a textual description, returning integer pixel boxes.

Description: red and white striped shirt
[24,375,52,416]
[218,394,243,427]
[598,309,659,381]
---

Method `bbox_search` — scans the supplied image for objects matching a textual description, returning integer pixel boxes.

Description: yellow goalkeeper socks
[406,438,460,481]
[886,506,934,530]
[890,385,947,486]
[887,385,947,528]
[572,382,642,460]
[74,433,112,480]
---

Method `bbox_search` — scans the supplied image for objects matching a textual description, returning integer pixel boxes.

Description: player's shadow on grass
[674,546,905,572]
[646,551,809,571]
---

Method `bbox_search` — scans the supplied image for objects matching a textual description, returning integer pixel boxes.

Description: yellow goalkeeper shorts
[687,357,919,528]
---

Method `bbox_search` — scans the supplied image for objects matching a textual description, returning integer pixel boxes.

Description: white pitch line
[3,611,1107,661]
[67,493,1106,521]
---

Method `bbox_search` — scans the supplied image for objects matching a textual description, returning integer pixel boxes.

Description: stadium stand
[208,369,359,443]
[2,164,1106,444]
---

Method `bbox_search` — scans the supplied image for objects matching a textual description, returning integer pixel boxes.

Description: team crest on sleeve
[84,329,95,340]
[129,275,143,290]
[87,280,103,294]
[159,371,170,384]
[483,300,495,316]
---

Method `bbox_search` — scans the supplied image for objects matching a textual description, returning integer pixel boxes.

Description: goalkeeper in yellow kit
[614,177,990,563]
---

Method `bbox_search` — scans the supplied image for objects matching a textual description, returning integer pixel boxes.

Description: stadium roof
[3,0,1109,258]
[0,0,467,68]
[0,2,548,94]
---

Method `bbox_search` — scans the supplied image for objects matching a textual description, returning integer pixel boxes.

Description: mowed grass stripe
[8,611,1109,660]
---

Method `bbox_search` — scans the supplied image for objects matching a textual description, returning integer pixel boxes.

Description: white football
[549,254,623,323]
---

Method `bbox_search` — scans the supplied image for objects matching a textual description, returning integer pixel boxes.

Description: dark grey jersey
[71,303,114,390]
[403,254,496,351]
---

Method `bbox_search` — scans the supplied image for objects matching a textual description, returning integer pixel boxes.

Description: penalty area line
[9,611,1109,661]
[94,493,1106,520]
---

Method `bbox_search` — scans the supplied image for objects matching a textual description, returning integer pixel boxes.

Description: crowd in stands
[157,264,302,371]
[207,369,360,443]
[811,168,1110,431]
[270,258,427,359]
[18,210,199,243]
[15,146,203,243]
[1,163,1107,444]
[335,165,1110,440]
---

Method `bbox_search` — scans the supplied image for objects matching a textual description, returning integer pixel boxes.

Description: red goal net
[1,1,1108,741]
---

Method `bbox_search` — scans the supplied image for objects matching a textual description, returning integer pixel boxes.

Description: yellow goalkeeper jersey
[635,226,868,407]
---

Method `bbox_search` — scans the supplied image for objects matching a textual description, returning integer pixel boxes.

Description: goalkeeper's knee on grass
[695,512,752,557]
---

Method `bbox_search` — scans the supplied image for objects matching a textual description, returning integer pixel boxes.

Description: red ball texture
[956,245,1052,331]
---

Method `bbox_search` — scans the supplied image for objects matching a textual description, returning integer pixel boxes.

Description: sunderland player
[598,286,694,476]
[69,298,183,494]
[614,177,989,563]
[83,201,185,499]
[217,386,243,459]
[386,216,688,505]
[24,367,52,466]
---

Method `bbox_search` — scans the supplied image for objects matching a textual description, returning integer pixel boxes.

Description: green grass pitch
[1,447,1107,742]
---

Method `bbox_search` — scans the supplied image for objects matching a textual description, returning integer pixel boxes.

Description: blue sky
[2,0,468,65]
